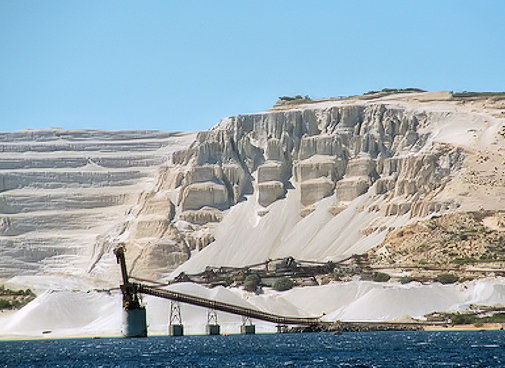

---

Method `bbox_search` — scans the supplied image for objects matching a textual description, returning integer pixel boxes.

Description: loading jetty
[114,244,328,337]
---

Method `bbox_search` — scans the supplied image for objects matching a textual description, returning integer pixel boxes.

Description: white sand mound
[172,187,398,276]
[2,278,505,339]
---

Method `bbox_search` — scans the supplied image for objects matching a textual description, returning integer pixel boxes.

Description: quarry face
[0,129,197,282]
[2,91,505,337]
[2,91,505,282]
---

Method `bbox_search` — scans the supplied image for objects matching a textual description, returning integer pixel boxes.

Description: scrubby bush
[399,276,415,284]
[452,257,476,265]
[364,88,426,95]
[372,272,391,282]
[325,261,336,273]
[450,313,476,325]
[243,274,261,292]
[278,95,311,102]
[451,91,505,98]
[273,277,294,291]
[450,312,505,325]
[24,289,35,296]
[0,299,12,309]
[435,273,459,284]
[482,312,505,323]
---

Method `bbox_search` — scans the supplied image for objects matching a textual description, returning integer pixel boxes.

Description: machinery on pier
[114,243,147,337]
[114,244,326,337]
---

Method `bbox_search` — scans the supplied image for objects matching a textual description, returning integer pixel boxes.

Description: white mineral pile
[2,91,505,338]
[2,279,505,338]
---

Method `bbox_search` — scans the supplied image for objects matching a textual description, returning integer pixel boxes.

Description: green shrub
[458,233,468,241]
[435,273,459,284]
[0,299,12,310]
[278,95,311,102]
[273,277,294,291]
[482,312,505,323]
[372,272,391,282]
[449,312,505,325]
[24,289,35,296]
[451,313,476,325]
[243,274,261,292]
[452,257,476,265]
[364,88,425,96]
[399,276,415,284]
[325,261,336,273]
[451,91,505,98]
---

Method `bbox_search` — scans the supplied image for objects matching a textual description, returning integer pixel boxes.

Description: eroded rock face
[170,103,460,213]
[121,98,473,278]
[0,129,197,279]
[6,93,500,281]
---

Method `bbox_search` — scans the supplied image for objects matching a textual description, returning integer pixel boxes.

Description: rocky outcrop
[119,95,481,277]
[169,103,459,216]
[0,129,196,278]
[4,92,504,281]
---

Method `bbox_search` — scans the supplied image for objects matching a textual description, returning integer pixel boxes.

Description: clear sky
[1,1,504,132]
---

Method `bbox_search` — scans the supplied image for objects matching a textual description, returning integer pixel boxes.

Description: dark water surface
[2,331,505,367]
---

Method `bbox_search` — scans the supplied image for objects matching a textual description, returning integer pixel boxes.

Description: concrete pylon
[206,309,220,335]
[122,307,147,337]
[241,316,255,334]
[168,301,184,336]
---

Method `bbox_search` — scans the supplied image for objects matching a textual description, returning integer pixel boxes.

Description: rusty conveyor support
[132,282,324,326]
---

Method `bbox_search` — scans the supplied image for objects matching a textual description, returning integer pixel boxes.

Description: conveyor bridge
[114,244,325,337]
[132,282,322,326]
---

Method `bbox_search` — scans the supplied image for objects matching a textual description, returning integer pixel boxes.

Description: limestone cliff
[2,91,505,282]
[120,91,505,279]
[0,129,196,280]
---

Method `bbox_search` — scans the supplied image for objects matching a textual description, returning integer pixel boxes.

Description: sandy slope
[2,278,505,339]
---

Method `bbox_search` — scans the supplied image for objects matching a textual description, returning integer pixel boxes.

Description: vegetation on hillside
[0,285,36,310]
[363,88,426,96]
[369,211,505,268]
[278,95,312,102]
[273,277,294,291]
[243,273,261,292]
[448,312,505,325]
[372,272,391,282]
[434,273,459,285]
[451,91,505,98]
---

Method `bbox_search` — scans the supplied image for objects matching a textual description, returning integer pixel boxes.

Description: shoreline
[423,323,504,331]
[1,324,504,342]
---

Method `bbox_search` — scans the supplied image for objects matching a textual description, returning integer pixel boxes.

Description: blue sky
[1,1,504,132]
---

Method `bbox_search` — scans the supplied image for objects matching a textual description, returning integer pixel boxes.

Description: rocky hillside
[0,129,196,280]
[109,91,505,280]
[3,91,505,339]
[2,91,505,284]
[369,211,505,266]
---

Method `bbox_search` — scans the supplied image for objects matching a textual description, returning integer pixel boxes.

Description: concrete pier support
[122,307,147,337]
[276,324,288,333]
[169,324,184,336]
[206,324,221,335]
[241,316,255,334]
[206,309,220,335]
[241,324,256,334]
[169,301,184,336]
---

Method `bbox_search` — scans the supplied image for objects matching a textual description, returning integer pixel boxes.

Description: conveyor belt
[133,283,323,326]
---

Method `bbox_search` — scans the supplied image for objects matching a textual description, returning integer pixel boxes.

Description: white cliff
[0,129,196,282]
[123,91,505,278]
[2,91,505,338]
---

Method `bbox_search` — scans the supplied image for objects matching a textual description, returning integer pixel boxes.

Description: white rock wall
[123,98,473,277]
[0,129,196,279]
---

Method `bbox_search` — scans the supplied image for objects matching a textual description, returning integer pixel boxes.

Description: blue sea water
[1,331,505,367]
